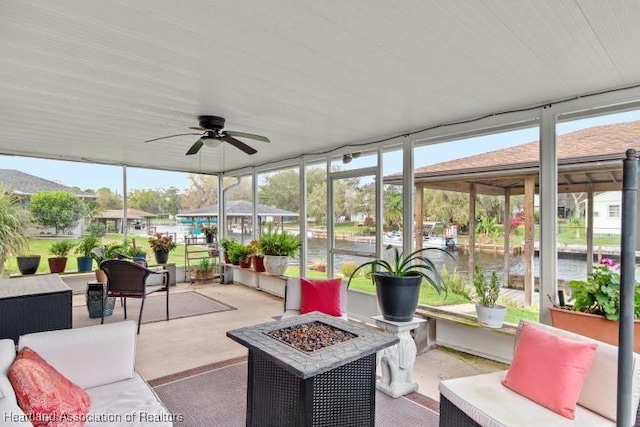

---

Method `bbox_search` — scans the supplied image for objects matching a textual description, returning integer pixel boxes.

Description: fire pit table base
[248,351,376,427]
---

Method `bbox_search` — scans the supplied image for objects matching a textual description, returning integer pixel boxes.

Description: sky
[0,110,638,193]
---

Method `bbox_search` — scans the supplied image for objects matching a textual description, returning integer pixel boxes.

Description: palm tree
[0,188,31,276]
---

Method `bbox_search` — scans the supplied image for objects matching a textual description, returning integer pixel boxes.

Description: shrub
[49,240,76,258]
[441,265,471,301]
[340,261,359,278]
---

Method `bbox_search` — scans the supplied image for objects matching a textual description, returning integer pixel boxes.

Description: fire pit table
[227,312,398,427]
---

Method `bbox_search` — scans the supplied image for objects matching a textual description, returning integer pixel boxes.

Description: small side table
[86,281,116,319]
[373,315,426,398]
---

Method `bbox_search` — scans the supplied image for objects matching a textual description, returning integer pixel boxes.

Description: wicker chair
[99,259,170,334]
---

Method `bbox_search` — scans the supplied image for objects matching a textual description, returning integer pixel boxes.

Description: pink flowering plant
[148,233,177,253]
[567,258,640,320]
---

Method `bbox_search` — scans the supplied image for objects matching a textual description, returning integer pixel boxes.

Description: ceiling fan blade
[222,135,257,155]
[224,130,270,143]
[188,126,213,131]
[145,133,203,143]
[185,139,205,155]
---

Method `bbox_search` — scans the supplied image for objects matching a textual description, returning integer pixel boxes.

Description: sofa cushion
[285,277,348,313]
[300,278,342,316]
[85,373,173,427]
[517,320,640,423]
[8,347,90,427]
[440,371,614,427]
[503,322,597,419]
[19,321,137,390]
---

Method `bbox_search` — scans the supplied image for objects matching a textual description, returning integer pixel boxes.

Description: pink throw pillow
[300,278,342,316]
[502,323,597,419]
[8,347,91,427]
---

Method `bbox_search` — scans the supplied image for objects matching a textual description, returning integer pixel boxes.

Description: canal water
[302,238,590,282]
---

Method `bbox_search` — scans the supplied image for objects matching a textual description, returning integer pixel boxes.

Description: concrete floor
[73,281,507,402]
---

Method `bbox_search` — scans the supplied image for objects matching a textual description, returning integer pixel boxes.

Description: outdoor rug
[73,291,235,328]
[150,357,440,427]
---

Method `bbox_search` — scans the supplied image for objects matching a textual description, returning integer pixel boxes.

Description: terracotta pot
[252,255,265,272]
[95,268,108,284]
[239,259,252,269]
[48,257,67,274]
[549,307,640,352]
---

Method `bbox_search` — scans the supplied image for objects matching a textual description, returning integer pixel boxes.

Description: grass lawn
[285,266,471,306]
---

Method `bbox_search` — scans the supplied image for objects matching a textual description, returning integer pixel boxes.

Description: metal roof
[2,1,640,174]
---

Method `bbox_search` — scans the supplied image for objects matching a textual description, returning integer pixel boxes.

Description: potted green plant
[248,239,265,272]
[347,245,451,322]
[74,233,101,272]
[148,233,177,264]
[257,223,302,276]
[472,264,506,328]
[47,240,75,273]
[219,237,238,264]
[90,241,124,283]
[194,257,216,280]
[200,225,218,244]
[0,189,33,275]
[550,259,640,351]
[232,244,253,268]
[226,240,247,266]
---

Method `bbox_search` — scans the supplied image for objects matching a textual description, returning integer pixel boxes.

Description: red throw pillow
[300,278,342,316]
[8,347,91,427]
[502,323,597,419]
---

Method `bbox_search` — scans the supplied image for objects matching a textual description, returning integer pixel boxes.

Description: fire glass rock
[266,321,357,353]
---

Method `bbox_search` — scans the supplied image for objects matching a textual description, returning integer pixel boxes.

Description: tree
[29,191,85,235]
[181,174,218,211]
[95,187,122,210]
[0,188,31,276]
[383,186,403,230]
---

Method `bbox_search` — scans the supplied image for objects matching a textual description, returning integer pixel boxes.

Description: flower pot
[205,233,214,244]
[475,303,507,328]
[154,251,169,264]
[239,259,252,269]
[373,272,422,322]
[133,255,147,267]
[223,251,230,264]
[16,255,40,275]
[95,268,108,284]
[264,255,289,276]
[76,256,93,272]
[549,307,640,352]
[252,255,265,272]
[48,257,67,274]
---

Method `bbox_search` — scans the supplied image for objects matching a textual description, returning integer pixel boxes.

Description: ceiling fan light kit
[144,115,269,156]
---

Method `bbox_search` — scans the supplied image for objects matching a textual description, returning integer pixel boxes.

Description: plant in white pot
[257,223,301,276]
[348,245,451,322]
[472,264,506,328]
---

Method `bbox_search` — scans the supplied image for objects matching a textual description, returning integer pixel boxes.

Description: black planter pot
[154,251,169,264]
[205,233,214,244]
[16,255,41,275]
[373,272,422,322]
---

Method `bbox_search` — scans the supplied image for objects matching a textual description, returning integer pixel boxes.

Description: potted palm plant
[472,264,506,328]
[74,233,101,272]
[0,189,33,275]
[47,240,75,273]
[257,223,301,276]
[348,245,451,322]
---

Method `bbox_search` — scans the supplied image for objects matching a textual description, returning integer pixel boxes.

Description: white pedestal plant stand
[373,315,426,398]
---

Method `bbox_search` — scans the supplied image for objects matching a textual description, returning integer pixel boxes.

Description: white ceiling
[2,0,640,174]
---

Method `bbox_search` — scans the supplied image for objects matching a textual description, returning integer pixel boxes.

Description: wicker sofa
[0,321,172,426]
[439,320,640,426]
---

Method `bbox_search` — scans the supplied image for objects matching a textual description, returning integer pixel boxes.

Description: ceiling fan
[144,115,270,155]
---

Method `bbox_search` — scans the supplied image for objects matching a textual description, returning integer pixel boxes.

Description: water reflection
[302,238,589,281]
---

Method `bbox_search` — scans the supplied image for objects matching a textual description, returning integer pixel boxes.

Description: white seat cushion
[85,373,173,427]
[440,371,614,427]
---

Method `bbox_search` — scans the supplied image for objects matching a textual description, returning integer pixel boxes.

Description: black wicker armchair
[100,259,170,334]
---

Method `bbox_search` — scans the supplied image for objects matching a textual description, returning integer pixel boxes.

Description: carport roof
[386,120,640,195]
